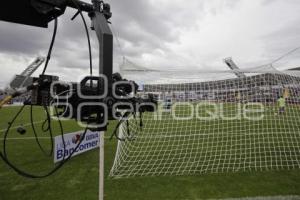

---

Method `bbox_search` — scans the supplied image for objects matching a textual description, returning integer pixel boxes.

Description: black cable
[110,113,127,141]
[42,18,58,75]
[139,112,143,129]
[1,105,26,157]
[30,105,54,157]
[0,1,96,178]
[0,104,63,178]
[0,0,131,177]
[0,105,91,178]
[41,120,49,132]
[70,0,93,76]
[110,112,136,141]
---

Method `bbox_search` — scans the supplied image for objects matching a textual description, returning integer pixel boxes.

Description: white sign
[54,130,99,163]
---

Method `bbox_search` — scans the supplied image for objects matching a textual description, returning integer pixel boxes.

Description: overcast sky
[1,0,300,87]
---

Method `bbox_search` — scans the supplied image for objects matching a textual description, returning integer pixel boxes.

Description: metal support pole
[92,11,113,95]
[99,131,105,200]
[90,3,113,200]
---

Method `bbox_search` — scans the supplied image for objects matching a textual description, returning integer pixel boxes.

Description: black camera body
[31,74,59,106]
[29,73,157,131]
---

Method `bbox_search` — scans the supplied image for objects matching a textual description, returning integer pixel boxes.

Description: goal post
[109,69,300,178]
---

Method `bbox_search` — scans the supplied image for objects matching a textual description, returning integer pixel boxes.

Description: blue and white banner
[54,130,99,163]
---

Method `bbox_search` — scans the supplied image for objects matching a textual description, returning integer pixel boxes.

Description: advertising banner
[54,130,99,163]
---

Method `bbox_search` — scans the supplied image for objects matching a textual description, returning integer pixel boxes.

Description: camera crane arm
[0,0,113,109]
[0,1,157,186]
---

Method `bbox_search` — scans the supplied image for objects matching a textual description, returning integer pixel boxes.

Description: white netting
[109,65,300,178]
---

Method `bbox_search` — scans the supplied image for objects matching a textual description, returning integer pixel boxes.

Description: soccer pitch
[110,102,300,178]
[1,106,300,200]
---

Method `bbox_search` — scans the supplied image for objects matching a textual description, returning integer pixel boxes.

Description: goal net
[109,65,300,178]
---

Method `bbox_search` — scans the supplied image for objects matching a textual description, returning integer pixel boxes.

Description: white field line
[0,136,112,140]
[1,131,296,141]
[0,137,51,140]
[0,121,44,134]
[208,196,300,200]
[0,119,110,140]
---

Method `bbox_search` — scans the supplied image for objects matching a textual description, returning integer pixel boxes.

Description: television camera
[28,73,156,131]
[0,0,157,178]
[0,0,157,131]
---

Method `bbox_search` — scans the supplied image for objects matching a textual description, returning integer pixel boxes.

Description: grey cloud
[0,0,213,75]
[0,7,96,69]
[109,0,206,57]
[1,0,300,88]
[260,18,300,65]
[0,21,51,55]
[261,0,298,6]
[110,0,242,62]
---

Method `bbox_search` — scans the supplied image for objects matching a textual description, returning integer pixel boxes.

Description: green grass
[111,103,300,177]
[0,105,300,200]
